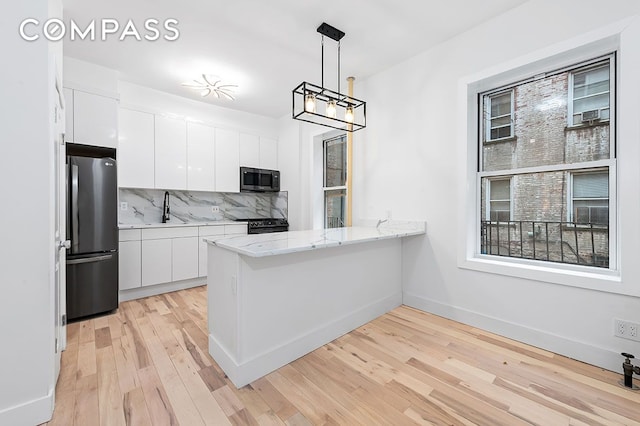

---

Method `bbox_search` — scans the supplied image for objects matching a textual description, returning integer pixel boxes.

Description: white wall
[356,0,640,373]
[0,0,61,423]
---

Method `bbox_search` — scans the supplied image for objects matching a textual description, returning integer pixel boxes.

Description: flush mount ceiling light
[292,23,366,132]
[182,74,237,100]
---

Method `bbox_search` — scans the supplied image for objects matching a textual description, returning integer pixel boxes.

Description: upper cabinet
[260,137,278,170]
[155,116,187,190]
[72,90,118,148]
[118,108,155,189]
[239,133,260,168]
[187,122,216,192]
[215,128,240,193]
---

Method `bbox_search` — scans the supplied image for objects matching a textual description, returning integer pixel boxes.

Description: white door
[53,68,68,381]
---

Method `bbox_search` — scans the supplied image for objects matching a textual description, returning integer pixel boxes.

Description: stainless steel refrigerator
[66,154,118,320]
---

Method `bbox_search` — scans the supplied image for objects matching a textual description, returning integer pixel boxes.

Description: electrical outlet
[615,318,640,342]
[212,206,220,213]
[120,202,128,211]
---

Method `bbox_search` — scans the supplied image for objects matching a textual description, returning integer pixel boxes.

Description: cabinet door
[239,133,260,168]
[187,122,215,191]
[73,91,118,148]
[63,88,73,143]
[215,128,240,192]
[199,226,225,277]
[118,108,155,188]
[155,116,187,190]
[260,137,278,170]
[119,240,141,290]
[172,237,199,281]
[142,239,172,286]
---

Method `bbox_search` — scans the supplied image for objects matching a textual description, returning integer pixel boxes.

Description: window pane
[573,172,608,198]
[324,136,346,187]
[325,189,345,228]
[574,93,609,114]
[482,60,612,172]
[491,93,511,117]
[490,180,510,200]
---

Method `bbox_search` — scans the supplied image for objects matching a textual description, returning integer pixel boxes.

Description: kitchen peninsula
[205,222,426,387]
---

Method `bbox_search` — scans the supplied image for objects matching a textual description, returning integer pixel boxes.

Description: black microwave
[240,167,280,192]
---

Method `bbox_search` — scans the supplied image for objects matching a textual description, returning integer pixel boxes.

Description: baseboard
[403,292,622,374]
[0,387,53,426]
[210,292,402,388]
[119,277,206,302]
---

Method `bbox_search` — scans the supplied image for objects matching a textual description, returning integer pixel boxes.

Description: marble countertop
[119,220,246,229]
[205,221,426,257]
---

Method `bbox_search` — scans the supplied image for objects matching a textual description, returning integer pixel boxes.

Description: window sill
[483,136,517,144]
[458,254,630,295]
[561,223,608,232]
[565,121,610,131]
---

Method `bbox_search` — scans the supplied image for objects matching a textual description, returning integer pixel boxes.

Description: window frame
[322,134,347,228]
[473,53,617,276]
[568,169,610,225]
[568,61,612,127]
[484,89,515,142]
[486,177,513,222]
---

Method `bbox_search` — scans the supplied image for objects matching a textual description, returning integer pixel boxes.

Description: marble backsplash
[119,188,287,224]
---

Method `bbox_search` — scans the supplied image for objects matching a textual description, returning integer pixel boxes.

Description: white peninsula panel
[206,222,426,387]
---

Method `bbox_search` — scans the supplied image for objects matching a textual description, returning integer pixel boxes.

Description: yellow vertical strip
[346,77,354,227]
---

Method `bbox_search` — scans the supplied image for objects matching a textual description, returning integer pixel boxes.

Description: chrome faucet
[162,191,170,223]
[376,218,388,229]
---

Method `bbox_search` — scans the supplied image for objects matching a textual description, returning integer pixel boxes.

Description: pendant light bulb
[345,105,354,123]
[305,93,317,113]
[326,100,337,118]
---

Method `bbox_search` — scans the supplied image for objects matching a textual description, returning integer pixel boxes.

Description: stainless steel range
[245,218,289,234]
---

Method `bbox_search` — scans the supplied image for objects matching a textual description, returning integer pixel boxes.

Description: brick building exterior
[480,59,611,267]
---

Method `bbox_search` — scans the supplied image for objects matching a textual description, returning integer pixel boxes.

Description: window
[484,90,514,141]
[571,171,609,225]
[479,55,614,268]
[569,64,610,126]
[323,135,347,228]
[488,179,511,221]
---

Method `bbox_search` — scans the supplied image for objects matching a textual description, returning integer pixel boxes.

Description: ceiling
[63,0,529,118]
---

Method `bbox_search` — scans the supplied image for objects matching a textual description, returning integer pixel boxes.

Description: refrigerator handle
[66,254,113,265]
[71,163,79,253]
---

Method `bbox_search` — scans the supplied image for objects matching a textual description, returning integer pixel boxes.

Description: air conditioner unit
[581,109,600,122]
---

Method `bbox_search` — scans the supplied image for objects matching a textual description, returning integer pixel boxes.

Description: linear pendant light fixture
[292,23,366,132]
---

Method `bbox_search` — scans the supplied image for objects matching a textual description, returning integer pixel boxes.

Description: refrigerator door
[67,155,118,254]
[66,252,118,320]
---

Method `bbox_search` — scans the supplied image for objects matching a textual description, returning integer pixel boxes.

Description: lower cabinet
[172,237,199,281]
[119,229,142,290]
[142,239,172,286]
[119,224,247,296]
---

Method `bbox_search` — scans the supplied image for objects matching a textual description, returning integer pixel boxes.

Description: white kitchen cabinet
[215,128,240,192]
[73,90,118,148]
[118,108,155,188]
[260,137,278,170]
[119,229,142,290]
[63,88,74,143]
[187,122,216,191]
[239,133,260,168]
[155,116,187,190]
[198,225,226,277]
[119,241,142,290]
[172,237,199,281]
[141,239,172,286]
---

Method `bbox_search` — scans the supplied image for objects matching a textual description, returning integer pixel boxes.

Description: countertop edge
[205,225,426,258]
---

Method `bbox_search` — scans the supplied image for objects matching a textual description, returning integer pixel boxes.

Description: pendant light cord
[338,40,341,95]
[321,36,324,89]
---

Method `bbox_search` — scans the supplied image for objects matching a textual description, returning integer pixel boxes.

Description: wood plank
[96,346,126,426]
[95,327,112,349]
[73,374,99,426]
[122,387,153,426]
[137,365,179,426]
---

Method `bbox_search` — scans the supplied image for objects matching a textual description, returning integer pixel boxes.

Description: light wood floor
[45,286,640,426]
